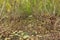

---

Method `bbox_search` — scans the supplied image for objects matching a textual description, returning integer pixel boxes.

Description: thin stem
[0,1,5,16]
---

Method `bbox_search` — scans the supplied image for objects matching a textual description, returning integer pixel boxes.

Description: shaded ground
[0,14,60,40]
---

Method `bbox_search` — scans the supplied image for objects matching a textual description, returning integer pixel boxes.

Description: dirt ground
[0,14,60,40]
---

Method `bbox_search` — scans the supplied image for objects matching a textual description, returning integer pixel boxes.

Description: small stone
[23,35,29,39]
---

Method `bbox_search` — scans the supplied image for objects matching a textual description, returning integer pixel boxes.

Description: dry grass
[0,0,60,40]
